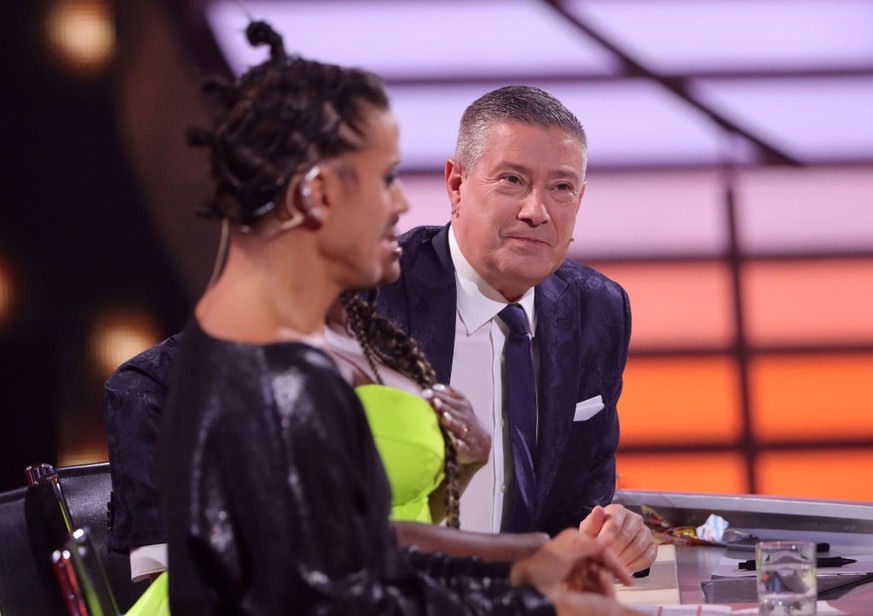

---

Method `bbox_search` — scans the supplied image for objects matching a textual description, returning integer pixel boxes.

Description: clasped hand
[579,504,658,574]
[422,383,490,467]
[510,530,642,615]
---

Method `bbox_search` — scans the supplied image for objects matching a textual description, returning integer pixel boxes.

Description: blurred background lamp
[0,258,12,322]
[90,309,160,378]
[44,0,115,74]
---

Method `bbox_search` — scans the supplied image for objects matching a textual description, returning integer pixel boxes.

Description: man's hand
[509,529,633,594]
[579,505,657,573]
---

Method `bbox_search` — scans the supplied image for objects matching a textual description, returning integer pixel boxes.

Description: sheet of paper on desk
[615,544,681,606]
[711,553,873,578]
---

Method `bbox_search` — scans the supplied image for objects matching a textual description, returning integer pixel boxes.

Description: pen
[738,556,857,571]
[727,541,830,553]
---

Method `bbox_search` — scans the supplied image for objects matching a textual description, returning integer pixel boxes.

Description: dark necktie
[498,303,537,532]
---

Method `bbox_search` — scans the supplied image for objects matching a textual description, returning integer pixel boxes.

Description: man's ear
[445,158,463,215]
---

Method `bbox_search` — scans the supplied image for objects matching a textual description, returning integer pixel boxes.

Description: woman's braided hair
[341,291,462,529]
[186,21,389,227]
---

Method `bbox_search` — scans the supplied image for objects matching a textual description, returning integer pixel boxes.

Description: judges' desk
[613,490,873,614]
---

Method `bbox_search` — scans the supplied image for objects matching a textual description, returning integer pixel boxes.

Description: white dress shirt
[130,543,167,582]
[448,227,538,533]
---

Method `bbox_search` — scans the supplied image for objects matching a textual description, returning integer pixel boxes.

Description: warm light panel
[595,262,735,349]
[693,77,873,162]
[750,354,873,441]
[743,259,873,345]
[572,0,873,72]
[207,0,618,79]
[620,356,741,445]
[758,450,873,501]
[737,168,873,255]
[616,452,746,493]
[576,170,727,259]
[205,1,873,169]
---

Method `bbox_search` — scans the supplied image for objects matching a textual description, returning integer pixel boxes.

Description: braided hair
[186,21,389,227]
[341,292,462,529]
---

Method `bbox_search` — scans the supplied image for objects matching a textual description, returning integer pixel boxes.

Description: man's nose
[518,188,549,225]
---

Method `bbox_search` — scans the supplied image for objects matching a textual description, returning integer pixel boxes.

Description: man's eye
[555,183,573,192]
[503,175,522,184]
[384,172,397,185]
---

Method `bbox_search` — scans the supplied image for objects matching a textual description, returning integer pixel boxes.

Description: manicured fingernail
[421,388,434,399]
[433,383,448,392]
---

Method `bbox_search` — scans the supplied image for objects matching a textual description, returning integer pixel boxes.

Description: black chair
[0,481,68,615]
[29,462,148,613]
[52,528,121,616]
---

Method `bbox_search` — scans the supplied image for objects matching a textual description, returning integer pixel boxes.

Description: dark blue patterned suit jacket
[377,224,631,536]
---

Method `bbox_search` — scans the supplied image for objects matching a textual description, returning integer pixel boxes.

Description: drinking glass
[756,540,817,615]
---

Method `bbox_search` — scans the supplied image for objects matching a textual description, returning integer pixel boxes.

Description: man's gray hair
[455,86,587,176]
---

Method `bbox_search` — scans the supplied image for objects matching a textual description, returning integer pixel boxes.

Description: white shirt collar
[448,225,536,335]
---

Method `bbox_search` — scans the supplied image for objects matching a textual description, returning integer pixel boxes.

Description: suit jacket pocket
[573,395,604,421]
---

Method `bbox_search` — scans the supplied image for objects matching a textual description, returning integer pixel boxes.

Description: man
[377,86,657,572]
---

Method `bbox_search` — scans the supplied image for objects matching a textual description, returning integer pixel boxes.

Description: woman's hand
[422,384,490,467]
[509,529,634,596]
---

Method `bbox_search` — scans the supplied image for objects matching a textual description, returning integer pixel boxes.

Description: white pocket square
[573,395,604,421]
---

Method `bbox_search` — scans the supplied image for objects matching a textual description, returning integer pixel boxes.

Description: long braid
[341,292,462,529]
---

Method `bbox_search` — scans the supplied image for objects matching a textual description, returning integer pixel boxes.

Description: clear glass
[756,540,817,615]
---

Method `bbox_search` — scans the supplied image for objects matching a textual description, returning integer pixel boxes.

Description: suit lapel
[533,273,579,520]
[405,225,457,384]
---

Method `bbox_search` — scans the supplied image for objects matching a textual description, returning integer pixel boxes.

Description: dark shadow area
[0,1,190,490]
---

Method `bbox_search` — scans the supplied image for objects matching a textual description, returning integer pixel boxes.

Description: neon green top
[125,570,169,616]
[356,384,445,524]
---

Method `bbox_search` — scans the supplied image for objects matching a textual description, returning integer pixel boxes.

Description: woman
[326,258,553,561]
[154,20,636,614]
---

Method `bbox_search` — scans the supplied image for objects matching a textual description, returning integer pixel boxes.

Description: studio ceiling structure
[201,0,873,173]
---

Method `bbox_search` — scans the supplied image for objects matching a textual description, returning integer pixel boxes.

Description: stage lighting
[44,0,115,75]
[89,309,160,378]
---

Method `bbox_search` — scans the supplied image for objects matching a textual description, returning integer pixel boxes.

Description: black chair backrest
[54,463,147,612]
[51,528,120,616]
[0,463,146,615]
[0,484,67,616]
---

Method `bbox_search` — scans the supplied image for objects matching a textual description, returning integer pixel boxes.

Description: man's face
[447,122,585,301]
[321,107,408,290]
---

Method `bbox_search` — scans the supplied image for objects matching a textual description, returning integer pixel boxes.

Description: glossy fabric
[356,384,444,523]
[377,225,630,537]
[105,333,182,554]
[158,319,555,615]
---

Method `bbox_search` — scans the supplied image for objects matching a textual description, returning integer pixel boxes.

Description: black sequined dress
[159,319,555,615]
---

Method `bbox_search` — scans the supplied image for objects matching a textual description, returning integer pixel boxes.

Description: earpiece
[277,165,322,232]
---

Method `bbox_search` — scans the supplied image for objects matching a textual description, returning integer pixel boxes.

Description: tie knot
[499,304,529,336]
